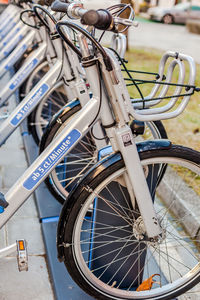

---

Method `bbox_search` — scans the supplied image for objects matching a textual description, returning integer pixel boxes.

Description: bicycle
[39,1,195,204]
[0,2,200,300]
[50,2,200,299]
[0,0,168,202]
[0,1,92,145]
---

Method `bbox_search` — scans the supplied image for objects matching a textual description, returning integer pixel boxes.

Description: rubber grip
[51,0,69,13]
[38,0,54,6]
[81,9,113,31]
[19,0,32,3]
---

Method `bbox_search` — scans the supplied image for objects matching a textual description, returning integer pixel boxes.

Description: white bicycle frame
[0,15,196,237]
[0,6,97,147]
[0,2,197,263]
[0,8,21,41]
[0,30,36,78]
[0,3,20,25]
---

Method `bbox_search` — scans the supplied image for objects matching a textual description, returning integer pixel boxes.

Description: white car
[148,3,200,24]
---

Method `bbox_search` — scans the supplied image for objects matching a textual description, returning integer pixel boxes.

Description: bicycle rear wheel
[19,60,67,144]
[58,145,200,299]
[28,81,67,144]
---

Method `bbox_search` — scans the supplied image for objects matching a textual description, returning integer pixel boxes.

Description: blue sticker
[5,44,28,70]
[10,83,49,127]
[9,58,39,90]
[23,129,81,190]
[3,34,24,57]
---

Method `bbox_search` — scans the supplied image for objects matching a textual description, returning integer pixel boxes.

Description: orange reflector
[136,274,160,291]
[18,240,25,251]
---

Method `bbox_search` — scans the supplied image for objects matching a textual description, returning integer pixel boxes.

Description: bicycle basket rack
[110,48,199,122]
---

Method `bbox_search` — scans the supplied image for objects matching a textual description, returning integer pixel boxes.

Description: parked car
[148,3,200,24]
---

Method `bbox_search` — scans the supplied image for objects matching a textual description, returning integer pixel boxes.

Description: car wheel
[162,14,173,24]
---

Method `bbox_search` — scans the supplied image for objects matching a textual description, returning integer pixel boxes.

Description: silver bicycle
[0,2,200,299]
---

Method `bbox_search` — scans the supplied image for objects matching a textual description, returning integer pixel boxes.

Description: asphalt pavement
[129,18,200,64]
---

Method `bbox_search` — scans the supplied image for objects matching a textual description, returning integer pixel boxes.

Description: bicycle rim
[66,152,200,299]
[32,82,67,142]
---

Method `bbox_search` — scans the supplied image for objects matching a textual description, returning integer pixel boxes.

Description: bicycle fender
[137,139,171,152]
[57,139,171,261]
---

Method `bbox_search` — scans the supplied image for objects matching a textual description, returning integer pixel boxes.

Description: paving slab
[0,256,54,300]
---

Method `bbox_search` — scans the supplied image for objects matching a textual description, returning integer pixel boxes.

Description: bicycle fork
[114,125,162,239]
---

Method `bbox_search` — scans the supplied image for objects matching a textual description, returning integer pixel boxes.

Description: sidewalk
[129,20,200,64]
[0,72,54,300]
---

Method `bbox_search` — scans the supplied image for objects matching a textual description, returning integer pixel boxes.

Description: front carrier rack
[110,48,199,122]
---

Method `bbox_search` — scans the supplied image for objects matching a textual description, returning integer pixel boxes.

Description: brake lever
[113,17,139,27]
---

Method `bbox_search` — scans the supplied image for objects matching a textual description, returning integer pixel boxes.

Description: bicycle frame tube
[0,20,27,49]
[0,42,47,107]
[0,60,63,146]
[0,4,19,24]
[0,30,36,78]
[0,47,106,227]
[0,27,29,60]
[0,13,21,40]
[0,95,99,229]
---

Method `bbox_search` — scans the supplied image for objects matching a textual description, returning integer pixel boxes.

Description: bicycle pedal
[16,239,28,272]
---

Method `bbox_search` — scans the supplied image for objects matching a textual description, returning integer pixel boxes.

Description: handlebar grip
[81,9,113,31]
[38,0,55,6]
[51,0,69,13]
[19,0,32,4]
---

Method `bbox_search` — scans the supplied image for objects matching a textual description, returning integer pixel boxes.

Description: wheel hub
[132,216,146,240]
[133,216,166,244]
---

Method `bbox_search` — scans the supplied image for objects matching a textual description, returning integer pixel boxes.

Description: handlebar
[51,0,135,32]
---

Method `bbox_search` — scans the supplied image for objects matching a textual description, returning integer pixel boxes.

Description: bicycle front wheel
[60,145,200,300]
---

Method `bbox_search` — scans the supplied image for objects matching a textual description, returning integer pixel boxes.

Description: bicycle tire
[39,101,97,204]
[28,81,68,144]
[58,144,200,299]
[40,102,168,204]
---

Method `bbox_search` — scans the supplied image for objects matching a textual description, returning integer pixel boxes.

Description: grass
[124,47,200,151]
